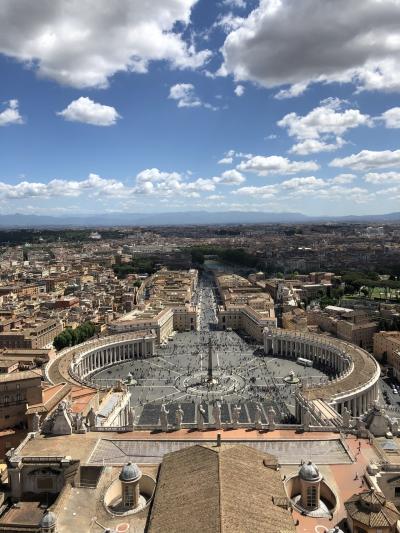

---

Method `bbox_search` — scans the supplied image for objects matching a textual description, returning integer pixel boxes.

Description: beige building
[216,273,276,341]
[109,269,198,343]
[0,319,63,350]
[373,331,400,377]
[337,320,378,351]
[218,305,276,342]
[307,307,378,351]
[0,370,42,430]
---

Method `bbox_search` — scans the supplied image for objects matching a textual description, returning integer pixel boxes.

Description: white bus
[296,357,313,367]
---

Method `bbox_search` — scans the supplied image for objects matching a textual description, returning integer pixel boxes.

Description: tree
[53,321,96,351]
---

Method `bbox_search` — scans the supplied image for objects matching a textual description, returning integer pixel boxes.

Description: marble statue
[303,409,311,432]
[212,402,222,429]
[342,407,351,429]
[32,412,41,432]
[128,406,135,428]
[232,404,241,428]
[175,405,184,430]
[75,413,84,431]
[160,403,169,432]
[197,404,206,431]
[86,407,97,429]
[254,403,262,430]
[50,401,73,436]
[392,419,399,437]
[267,406,277,430]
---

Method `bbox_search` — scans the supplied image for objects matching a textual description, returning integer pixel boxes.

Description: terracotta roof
[148,444,295,533]
[345,490,400,527]
[26,382,71,415]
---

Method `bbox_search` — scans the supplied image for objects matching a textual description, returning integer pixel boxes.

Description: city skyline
[1,0,400,217]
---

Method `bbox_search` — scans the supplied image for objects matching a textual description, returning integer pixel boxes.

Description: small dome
[299,461,321,481]
[119,462,141,482]
[40,510,56,528]
[328,528,344,533]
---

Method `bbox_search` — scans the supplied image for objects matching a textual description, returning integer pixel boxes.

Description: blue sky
[1,0,400,216]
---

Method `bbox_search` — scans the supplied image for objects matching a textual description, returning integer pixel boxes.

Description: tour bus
[296,357,313,367]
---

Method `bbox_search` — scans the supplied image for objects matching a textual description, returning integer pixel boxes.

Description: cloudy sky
[1,0,400,216]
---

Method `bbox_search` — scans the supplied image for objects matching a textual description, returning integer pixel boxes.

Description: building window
[395,486,400,498]
[306,486,317,508]
[124,484,134,507]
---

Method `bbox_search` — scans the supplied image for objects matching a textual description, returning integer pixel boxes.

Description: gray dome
[299,461,321,481]
[119,462,141,482]
[40,510,56,528]
[328,528,344,533]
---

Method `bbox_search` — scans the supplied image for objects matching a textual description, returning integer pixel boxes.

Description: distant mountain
[0,210,399,228]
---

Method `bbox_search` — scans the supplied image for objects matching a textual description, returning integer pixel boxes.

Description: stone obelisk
[207,337,213,382]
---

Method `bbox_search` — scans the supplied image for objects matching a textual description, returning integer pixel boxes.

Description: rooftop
[148,444,295,533]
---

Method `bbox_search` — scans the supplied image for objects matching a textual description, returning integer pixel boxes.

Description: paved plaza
[90,274,328,428]
[88,437,352,465]
[92,332,328,427]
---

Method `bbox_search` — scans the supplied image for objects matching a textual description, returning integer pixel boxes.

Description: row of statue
[34,400,136,436]
[159,402,277,432]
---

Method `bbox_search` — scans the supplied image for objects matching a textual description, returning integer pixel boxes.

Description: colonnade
[70,332,156,382]
[264,328,380,418]
[265,334,351,375]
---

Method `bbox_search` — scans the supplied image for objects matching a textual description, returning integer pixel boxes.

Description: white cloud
[0,99,23,126]
[169,84,206,108]
[290,138,345,155]
[0,173,127,200]
[232,185,278,198]
[134,168,217,196]
[57,97,120,126]
[278,100,371,142]
[318,186,373,203]
[364,172,400,184]
[237,155,319,176]
[207,194,224,200]
[234,84,245,96]
[279,105,370,140]
[275,82,309,100]
[381,107,400,128]
[222,0,246,8]
[220,0,400,95]
[0,0,210,89]
[331,174,356,185]
[330,149,400,171]
[278,99,370,154]
[281,176,327,190]
[218,156,234,164]
[214,13,245,33]
[216,169,246,184]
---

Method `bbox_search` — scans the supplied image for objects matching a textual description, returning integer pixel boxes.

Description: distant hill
[0,210,399,228]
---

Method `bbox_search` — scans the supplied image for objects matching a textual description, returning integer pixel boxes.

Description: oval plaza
[54,270,381,429]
